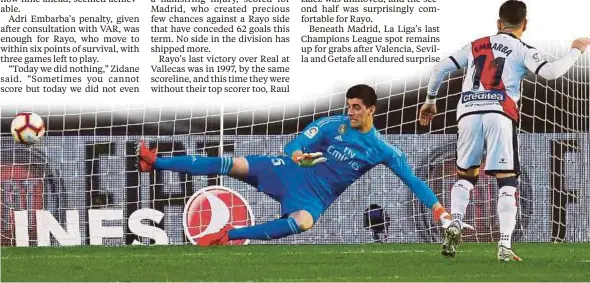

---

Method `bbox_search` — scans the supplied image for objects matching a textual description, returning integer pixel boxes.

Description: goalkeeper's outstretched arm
[384,150,451,225]
[527,38,589,80]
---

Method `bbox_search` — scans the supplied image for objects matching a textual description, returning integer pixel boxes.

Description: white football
[11,112,46,144]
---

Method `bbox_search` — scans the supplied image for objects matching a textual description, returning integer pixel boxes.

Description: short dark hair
[499,0,527,27]
[346,84,377,107]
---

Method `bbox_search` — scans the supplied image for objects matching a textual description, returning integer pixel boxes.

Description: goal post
[1,42,588,247]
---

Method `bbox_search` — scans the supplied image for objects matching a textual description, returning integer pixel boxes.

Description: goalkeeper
[137,84,452,247]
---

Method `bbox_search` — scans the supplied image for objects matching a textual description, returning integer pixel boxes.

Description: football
[10,112,46,144]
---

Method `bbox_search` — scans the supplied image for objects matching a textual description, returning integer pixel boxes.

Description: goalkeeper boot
[136,140,157,172]
[497,245,523,262]
[196,225,232,246]
[441,219,462,258]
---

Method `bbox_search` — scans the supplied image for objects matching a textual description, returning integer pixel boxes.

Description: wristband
[425,96,436,104]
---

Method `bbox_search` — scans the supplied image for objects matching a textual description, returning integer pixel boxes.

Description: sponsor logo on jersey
[183,186,255,246]
[304,126,319,139]
[335,135,343,142]
[327,145,360,171]
[338,124,347,135]
[461,91,505,104]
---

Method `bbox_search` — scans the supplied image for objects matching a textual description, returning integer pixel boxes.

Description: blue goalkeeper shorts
[242,155,326,222]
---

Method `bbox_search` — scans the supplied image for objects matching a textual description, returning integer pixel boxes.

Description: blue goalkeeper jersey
[284,115,431,207]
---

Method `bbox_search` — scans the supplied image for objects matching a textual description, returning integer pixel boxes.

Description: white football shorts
[456,113,520,175]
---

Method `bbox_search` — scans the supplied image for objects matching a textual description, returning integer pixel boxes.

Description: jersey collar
[497,32,518,39]
[356,125,376,135]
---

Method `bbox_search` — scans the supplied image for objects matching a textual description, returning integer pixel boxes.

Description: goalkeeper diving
[137,84,453,249]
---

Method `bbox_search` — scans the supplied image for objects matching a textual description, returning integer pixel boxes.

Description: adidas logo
[335,135,343,141]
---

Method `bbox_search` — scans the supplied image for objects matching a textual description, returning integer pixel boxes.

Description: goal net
[1,42,588,246]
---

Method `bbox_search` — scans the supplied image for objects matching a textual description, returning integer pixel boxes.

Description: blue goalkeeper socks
[228,217,302,240]
[154,156,233,175]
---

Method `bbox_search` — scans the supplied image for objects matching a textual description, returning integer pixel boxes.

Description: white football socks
[497,186,517,249]
[450,179,473,224]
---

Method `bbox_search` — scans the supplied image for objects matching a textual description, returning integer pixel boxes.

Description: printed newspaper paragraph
[151,0,291,95]
[300,0,441,64]
[0,0,141,96]
[0,0,442,98]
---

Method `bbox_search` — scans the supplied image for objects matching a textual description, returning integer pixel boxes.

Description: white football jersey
[449,32,547,122]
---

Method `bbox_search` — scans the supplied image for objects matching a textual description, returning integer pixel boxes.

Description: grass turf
[2,243,589,282]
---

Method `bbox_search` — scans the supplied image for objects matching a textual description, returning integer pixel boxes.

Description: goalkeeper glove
[293,152,327,167]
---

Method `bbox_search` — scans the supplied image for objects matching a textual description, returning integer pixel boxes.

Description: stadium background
[1,51,589,247]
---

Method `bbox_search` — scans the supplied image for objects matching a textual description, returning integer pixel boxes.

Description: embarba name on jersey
[473,42,513,56]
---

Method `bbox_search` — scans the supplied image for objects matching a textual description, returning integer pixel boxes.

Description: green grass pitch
[2,243,589,281]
